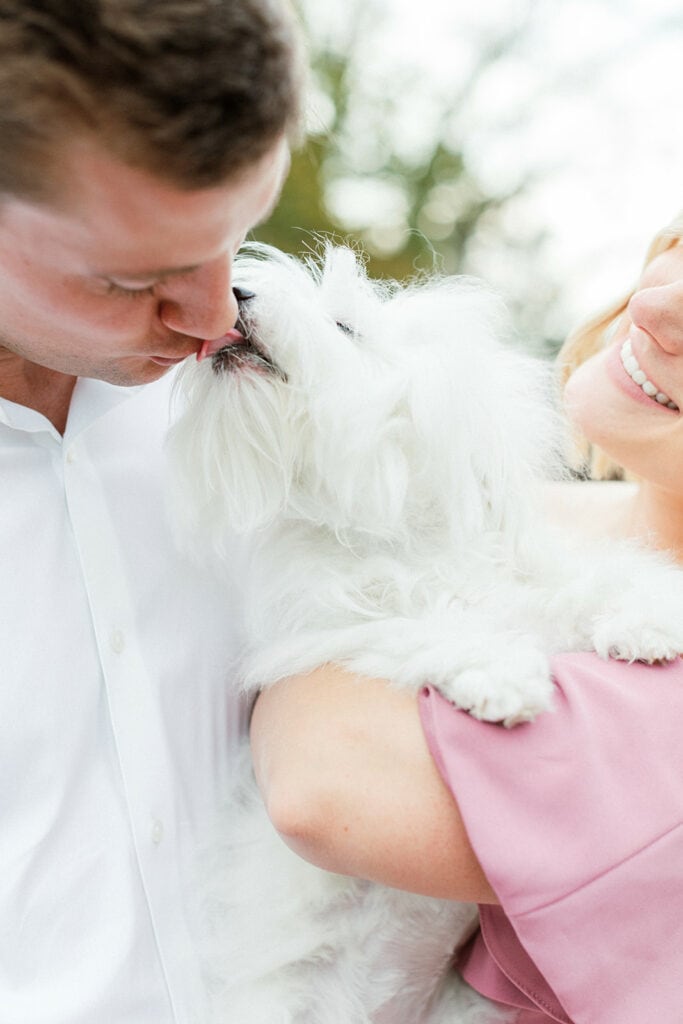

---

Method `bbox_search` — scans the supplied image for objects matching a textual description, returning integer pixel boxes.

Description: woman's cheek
[563,355,608,441]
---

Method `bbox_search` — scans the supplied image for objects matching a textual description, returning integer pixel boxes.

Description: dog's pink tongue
[197,328,245,362]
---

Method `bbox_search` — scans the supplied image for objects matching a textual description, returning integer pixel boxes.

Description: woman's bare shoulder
[542,479,638,541]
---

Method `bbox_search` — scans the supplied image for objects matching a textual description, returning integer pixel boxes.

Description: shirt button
[151,819,164,845]
[65,448,76,464]
[110,629,125,654]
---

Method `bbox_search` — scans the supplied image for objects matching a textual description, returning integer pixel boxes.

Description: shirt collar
[0,378,147,442]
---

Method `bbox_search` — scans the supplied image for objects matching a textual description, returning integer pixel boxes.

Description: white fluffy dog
[169,245,683,1023]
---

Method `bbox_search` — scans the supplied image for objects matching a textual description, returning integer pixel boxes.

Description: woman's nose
[628,281,683,356]
[158,255,239,340]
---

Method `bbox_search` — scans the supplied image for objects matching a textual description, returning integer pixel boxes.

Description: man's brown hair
[0,0,304,200]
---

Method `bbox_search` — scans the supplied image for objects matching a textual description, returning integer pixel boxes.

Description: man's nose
[196,285,257,361]
[158,255,239,340]
[628,282,683,356]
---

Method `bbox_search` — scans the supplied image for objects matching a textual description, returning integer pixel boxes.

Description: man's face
[0,137,289,387]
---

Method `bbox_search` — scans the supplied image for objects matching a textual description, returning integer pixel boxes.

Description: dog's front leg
[337,612,555,727]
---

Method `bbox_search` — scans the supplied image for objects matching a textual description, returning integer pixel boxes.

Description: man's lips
[197,328,246,362]
[147,325,248,367]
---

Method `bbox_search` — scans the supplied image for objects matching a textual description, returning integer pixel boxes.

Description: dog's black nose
[233,286,255,303]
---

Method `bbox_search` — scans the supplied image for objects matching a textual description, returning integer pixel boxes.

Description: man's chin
[95,358,183,388]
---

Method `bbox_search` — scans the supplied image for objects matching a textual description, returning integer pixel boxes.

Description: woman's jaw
[563,336,683,496]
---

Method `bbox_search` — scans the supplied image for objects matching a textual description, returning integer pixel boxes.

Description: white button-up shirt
[0,373,246,1024]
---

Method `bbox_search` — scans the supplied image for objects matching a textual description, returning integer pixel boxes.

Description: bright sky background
[299,0,683,338]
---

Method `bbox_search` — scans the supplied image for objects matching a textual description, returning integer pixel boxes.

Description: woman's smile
[619,336,678,411]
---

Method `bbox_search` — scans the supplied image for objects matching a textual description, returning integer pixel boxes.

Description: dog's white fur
[169,245,683,1022]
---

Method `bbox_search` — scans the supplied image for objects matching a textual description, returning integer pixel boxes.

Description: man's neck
[0,351,76,434]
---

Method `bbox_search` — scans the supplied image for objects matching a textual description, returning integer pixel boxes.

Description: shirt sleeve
[418,652,683,1024]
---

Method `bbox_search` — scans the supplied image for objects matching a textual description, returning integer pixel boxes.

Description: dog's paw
[592,611,683,664]
[438,641,554,727]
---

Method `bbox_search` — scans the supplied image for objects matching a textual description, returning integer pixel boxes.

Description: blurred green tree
[253,0,563,352]
[257,3,529,268]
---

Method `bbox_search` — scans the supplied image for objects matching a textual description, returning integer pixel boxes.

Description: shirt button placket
[110,629,126,655]
[151,819,165,846]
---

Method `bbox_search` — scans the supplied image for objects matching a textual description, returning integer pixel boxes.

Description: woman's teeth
[620,339,678,411]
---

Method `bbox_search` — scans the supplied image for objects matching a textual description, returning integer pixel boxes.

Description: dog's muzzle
[210,287,287,381]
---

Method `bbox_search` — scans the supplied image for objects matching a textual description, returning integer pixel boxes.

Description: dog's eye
[336,321,355,337]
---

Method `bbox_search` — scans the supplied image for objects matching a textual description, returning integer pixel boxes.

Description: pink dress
[418,652,683,1023]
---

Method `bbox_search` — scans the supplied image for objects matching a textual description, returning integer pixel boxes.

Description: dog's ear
[318,245,380,340]
[301,353,412,540]
[401,281,559,549]
[169,365,300,547]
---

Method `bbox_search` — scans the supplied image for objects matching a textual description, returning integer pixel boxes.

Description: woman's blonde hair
[558,212,683,478]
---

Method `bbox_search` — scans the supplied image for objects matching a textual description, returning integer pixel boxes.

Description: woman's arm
[250,664,497,904]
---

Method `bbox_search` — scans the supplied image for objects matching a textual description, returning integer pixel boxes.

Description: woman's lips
[606,339,678,413]
[620,336,677,409]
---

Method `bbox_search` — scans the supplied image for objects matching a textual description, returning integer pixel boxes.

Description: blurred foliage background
[253,0,683,356]
[253,0,564,355]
